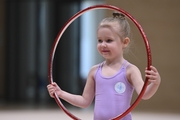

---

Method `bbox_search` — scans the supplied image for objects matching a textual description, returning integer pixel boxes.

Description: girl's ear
[123,37,130,48]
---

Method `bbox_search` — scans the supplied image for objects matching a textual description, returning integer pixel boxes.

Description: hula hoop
[48,4,151,120]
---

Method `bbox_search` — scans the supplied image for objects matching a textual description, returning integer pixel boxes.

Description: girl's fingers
[146,66,157,72]
[150,66,158,72]
[145,66,161,85]
[47,83,57,98]
[145,70,156,76]
[146,74,157,80]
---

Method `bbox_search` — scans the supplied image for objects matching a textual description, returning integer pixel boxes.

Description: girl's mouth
[101,50,110,55]
[102,50,110,52]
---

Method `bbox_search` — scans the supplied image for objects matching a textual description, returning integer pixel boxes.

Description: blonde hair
[99,12,131,40]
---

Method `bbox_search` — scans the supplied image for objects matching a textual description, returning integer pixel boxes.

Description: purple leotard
[94,60,134,120]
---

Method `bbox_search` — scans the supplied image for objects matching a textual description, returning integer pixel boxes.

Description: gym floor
[1,106,180,120]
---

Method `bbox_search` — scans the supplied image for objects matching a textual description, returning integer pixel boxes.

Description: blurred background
[0,0,180,119]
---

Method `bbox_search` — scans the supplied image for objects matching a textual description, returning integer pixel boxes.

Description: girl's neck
[105,57,125,66]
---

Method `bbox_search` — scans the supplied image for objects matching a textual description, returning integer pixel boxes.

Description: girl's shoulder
[90,64,100,72]
[88,63,101,76]
[90,61,105,71]
[126,63,138,69]
[126,62,143,84]
[126,62,141,75]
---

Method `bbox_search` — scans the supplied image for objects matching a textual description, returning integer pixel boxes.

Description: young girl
[47,12,161,120]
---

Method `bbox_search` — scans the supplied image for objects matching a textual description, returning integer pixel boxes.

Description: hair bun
[112,12,125,20]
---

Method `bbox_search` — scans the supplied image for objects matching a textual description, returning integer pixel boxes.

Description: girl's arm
[47,65,97,108]
[127,65,161,100]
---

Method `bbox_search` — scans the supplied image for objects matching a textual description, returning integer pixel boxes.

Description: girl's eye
[98,39,103,43]
[106,39,112,43]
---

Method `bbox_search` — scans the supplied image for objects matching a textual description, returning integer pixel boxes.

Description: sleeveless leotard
[94,60,134,120]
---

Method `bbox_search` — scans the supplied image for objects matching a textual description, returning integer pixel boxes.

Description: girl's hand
[47,82,62,98]
[145,66,161,85]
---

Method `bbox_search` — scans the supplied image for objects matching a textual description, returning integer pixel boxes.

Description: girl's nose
[101,42,107,47]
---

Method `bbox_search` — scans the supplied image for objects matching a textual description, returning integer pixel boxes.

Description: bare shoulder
[126,63,142,82]
[126,63,141,73]
[88,64,99,78]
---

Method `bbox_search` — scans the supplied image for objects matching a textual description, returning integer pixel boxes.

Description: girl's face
[97,26,125,60]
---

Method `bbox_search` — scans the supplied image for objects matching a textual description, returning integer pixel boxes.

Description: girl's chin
[101,54,109,56]
[101,54,110,58]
